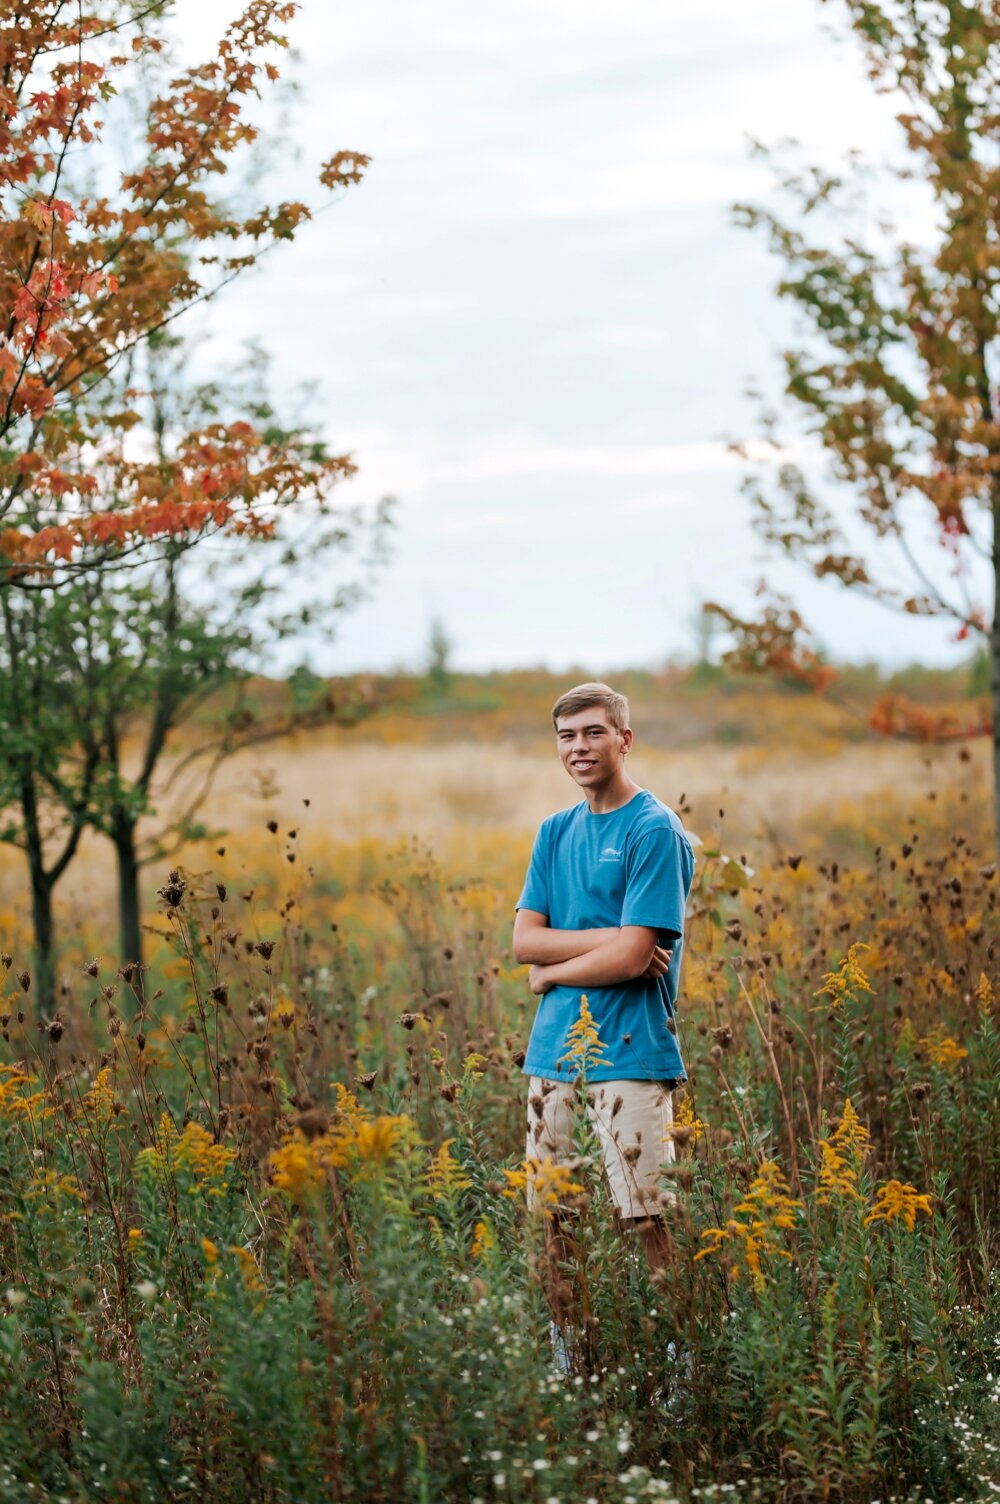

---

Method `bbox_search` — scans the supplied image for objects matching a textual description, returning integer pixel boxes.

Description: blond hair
[551,682,630,733]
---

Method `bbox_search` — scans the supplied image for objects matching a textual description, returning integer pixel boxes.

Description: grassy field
[0,670,996,1502]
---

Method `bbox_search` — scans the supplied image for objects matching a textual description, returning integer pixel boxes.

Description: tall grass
[0,784,997,1502]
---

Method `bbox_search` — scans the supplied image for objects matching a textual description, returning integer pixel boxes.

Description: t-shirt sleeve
[515,823,550,916]
[620,827,693,938]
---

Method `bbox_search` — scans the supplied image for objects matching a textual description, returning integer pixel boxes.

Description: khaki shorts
[525,1076,676,1221]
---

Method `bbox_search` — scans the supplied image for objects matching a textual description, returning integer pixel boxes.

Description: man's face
[554,706,632,789]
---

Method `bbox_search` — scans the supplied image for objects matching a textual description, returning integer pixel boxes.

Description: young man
[512,681,694,1302]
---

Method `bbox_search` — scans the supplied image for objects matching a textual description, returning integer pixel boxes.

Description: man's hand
[528,965,555,995]
[639,945,672,981]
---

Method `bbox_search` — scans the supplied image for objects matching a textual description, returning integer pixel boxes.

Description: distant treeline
[190,652,988,752]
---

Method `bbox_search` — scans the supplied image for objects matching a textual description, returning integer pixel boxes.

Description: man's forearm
[514,925,619,965]
[538,933,653,988]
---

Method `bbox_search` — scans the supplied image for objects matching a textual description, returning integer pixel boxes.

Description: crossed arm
[513,908,674,995]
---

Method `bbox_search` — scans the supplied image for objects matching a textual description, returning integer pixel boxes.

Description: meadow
[0,670,996,1503]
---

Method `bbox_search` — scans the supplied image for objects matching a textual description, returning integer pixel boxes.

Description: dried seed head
[157,871,186,909]
[292,1107,329,1139]
[17,970,30,993]
[84,958,100,978]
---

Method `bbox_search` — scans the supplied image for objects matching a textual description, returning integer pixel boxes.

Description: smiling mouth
[572,761,597,771]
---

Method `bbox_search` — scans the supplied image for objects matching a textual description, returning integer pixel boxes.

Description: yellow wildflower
[0,1066,52,1127]
[136,1115,234,1191]
[976,972,995,1019]
[201,1236,219,1264]
[502,1157,586,1216]
[815,1139,860,1204]
[136,1113,180,1180]
[462,1052,487,1081]
[176,1122,236,1184]
[695,1160,801,1289]
[349,1115,408,1169]
[426,1138,472,1199]
[558,995,612,1075]
[333,1082,366,1125]
[6,1091,51,1125]
[24,1169,84,1202]
[229,1244,265,1293]
[831,1097,871,1158]
[0,1064,37,1100]
[815,943,875,1009]
[470,1220,495,1259]
[81,1067,117,1124]
[920,1028,968,1070]
[736,1161,801,1228]
[270,1112,415,1198]
[270,1131,324,1198]
[864,1180,933,1232]
[665,1092,705,1146]
[128,1228,143,1249]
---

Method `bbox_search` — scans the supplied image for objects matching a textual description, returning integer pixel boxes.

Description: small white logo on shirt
[599,846,623,863]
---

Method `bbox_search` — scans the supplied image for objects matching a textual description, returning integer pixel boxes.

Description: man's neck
[584,771,641,815]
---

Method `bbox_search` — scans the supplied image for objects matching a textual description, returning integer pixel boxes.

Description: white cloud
[164,0,966,674]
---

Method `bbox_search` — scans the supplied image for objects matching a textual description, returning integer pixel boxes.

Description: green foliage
[0,790,995,1500]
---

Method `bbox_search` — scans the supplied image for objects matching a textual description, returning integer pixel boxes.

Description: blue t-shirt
[516,789,693,1083]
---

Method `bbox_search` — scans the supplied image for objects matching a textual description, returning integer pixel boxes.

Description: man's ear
[621,727,634,753]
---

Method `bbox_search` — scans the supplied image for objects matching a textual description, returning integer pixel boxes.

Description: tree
[0,586,105,1018]
[713,0,1000,854]
[0,335,389,1019]
[0,0,368,566]
[84,355,389,1003]
[426,617,453,695]
[0,1,371,1013]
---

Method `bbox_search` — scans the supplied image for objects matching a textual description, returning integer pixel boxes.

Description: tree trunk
[112,812,145,1014]
[993,488,1000,865]
[27,850,56,1026]
[21,773,57,1024]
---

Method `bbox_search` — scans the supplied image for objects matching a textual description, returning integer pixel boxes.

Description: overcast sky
[169,0,987,674]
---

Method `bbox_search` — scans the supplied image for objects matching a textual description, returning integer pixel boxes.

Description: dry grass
[0,730,986,932]
[173,728,982,838]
